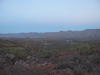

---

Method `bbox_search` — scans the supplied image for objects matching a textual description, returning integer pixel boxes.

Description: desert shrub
[32,71,45,75]
[8,47,28,58]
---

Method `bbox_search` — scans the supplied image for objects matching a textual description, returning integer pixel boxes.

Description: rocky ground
[0,39,100,75]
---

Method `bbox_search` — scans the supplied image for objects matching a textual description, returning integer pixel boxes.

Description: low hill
[0,29,100,40]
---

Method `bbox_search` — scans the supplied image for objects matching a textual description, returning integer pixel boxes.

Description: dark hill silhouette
[0,29,100,40]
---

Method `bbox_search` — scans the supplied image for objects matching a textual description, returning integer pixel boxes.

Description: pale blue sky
[0,0,100,33]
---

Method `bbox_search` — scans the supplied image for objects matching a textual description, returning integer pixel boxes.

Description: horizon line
[0,28,100,34]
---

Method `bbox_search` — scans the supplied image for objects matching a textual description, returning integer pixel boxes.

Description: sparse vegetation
[0,39,100,75]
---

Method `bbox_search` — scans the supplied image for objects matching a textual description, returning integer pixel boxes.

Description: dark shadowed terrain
[0,29,100,75]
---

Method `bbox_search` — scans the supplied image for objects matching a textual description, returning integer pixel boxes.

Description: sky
[0,0,100,33]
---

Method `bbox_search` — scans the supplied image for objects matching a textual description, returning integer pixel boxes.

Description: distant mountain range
[0,29,100,40]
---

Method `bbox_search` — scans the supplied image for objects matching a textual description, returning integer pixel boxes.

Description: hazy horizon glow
[0,0,100,33]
